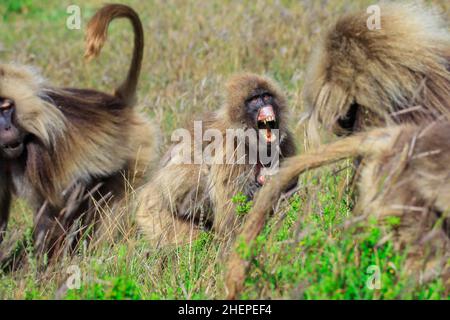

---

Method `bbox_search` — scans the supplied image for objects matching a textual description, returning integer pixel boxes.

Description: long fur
[226,2,450,298]
[303,2,450,140]
[227,122,450,298]
[0,4,158,261]
[136,73,296,247]
[85,3,144,106]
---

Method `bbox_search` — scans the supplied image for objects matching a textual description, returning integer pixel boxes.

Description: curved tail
[85,4,144,106]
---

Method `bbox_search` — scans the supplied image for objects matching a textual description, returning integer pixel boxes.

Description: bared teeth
[259,116,276,124]
[258,106,275,123]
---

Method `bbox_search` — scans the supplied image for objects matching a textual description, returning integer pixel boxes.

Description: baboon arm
[0,187,11,244]
[33,203,60,259]
[225,133,368,299]
[0,165,11,244]
[225,126,404,298]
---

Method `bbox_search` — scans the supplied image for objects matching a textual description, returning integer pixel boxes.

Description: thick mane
[0,65,134,204]
[303,2,450,135]
[0,4,157,262]
[25,88,137,204]
[0,64,66,150]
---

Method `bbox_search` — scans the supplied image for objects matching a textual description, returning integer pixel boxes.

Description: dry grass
[0,0,449,299]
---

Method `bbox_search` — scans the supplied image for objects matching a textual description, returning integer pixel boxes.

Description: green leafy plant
[232,192,253,217]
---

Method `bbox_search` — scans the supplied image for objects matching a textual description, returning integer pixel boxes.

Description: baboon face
[0,97,26,159]
[245,88,280,144]
[333,101,374,136]
[334,102,359,136]
[303,3,450,139]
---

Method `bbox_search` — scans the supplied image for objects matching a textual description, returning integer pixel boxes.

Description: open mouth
[1,141,24,158]
[257,106,277,143]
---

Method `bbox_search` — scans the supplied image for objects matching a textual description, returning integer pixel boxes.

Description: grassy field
[0,0,449,299]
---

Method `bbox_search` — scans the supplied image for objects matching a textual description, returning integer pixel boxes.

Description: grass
[0,0,449,300]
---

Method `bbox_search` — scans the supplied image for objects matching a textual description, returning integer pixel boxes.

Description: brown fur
[136,73,296,247]
[85,3,144,106]
[226,3,450,298]
[303,2,450,140]
[0,4,158,262]
[226,122,450,298]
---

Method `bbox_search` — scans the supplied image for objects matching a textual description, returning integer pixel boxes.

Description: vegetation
[0,0,449,299]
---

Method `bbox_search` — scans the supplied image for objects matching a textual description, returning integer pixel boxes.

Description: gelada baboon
[0,4,158,262]
[303,2,450,140]
[137,73,296,247]
[226,2,450,297]
[227,121,450,297]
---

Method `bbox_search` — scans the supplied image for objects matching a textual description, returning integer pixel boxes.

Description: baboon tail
[85,4,144,106]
